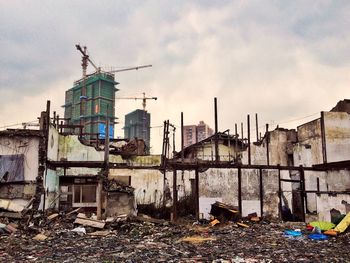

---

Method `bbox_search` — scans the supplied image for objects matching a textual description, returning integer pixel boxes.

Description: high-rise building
[124,109,151,153]
[183,121,213,148]
[63,72,118,140]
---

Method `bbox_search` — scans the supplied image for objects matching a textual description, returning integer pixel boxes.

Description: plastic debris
[308,233,329,241]
[309,221,335,231]
[284,230,302,237]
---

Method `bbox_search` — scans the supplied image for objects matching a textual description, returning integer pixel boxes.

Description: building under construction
[63,72,118,140]
[124,109,151,153]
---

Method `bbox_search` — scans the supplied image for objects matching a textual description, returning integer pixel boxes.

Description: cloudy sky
[0,1,349,153]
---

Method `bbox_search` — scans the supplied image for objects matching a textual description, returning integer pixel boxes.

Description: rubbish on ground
[308,233,329,241]
[250,216,260,222]
[66,207,81,216]
[210,201,239,222]
[237,222,249,228]
[33,233,48,241]
[5,223,17,233]
[179,235,216,244]
[71,226,86,234]
[0,212,22,218]
[324,229,338,236]
[88,230,110,236]
[284,230,302,237]
[309,221,335,231]
[334,212,350,233]
[47,213,59,220]
[74,216,105,229]
[209,219,220,226]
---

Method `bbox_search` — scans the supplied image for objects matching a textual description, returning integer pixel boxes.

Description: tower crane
[116,93,157,152]
[115,92,157,111]
[75,44,152,77]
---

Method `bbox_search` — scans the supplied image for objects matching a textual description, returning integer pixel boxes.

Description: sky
[0,0,349,153]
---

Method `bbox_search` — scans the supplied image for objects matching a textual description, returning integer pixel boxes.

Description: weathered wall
[192,143,237,161]
[242,129,296,166]
[294,119,323,166]
[0,136,40,181]
[324,111,350,163]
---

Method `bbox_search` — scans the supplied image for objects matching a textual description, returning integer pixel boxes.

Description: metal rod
[181,112,184,161]
[247,114,251,165]
[255,113,259,142]
[317,177,320,193]
[266,124,269,165]
[214,97,218,134]
[241,122,243,141]
[259,168,263,217]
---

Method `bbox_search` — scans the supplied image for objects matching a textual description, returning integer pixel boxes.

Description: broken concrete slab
[74,217,105,229]
[0,198,30,212]
[0,212,22,218]
[47,213,59,220]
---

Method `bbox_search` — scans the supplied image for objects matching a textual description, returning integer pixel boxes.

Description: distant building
[63,72,118,140]
[183,121,213,147]
[124,109,151,153]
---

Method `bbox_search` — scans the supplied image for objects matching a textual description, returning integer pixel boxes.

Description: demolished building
[0,99,349,224]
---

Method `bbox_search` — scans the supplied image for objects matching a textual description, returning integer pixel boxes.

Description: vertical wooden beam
[299,165,306,222]
[278,165,282,219]
[214,98,219,162]
[195,169,200,220]
[320,111,327,164]
[172,169,178,221]
[266,124,269,166]
[238,167,242,215]
[259,168,263,217]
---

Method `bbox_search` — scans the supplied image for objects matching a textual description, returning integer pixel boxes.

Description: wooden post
[238,167,242,215]
[195,169,200,220]
[172,169,177,221]
[278,165,282,219]
[259,168,263,217]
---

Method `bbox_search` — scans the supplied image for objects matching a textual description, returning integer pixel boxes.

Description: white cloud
[0,0,349,153]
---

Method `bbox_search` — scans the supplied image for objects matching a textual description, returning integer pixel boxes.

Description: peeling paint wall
[324,112,350,163]
[0,136,40,181]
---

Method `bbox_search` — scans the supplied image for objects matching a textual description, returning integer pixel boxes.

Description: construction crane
[116,92,157,111]
[75,44,152,77]
[116,93,157,152]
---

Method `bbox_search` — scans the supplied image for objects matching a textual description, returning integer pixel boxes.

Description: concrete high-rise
[124,109,151,153]
[183,121,213,148]
[63,72,118,140]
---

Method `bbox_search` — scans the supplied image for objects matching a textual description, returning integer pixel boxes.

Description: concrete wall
[324,111,350,163]
[0,136,40,181]
[294,119,323,166]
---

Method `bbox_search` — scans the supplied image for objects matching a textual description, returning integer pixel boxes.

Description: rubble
[0,213,349,262]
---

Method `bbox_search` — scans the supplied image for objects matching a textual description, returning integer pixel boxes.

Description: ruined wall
[324,111,350,163]
[242,129,296,166]
[0,136,40,181]
[294,119,323,166]
[196,168,279,218]
[193,143,236,161]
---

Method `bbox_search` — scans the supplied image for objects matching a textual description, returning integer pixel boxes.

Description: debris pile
[0,209,349,262]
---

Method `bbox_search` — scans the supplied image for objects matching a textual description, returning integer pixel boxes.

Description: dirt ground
[0,217,349,263]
